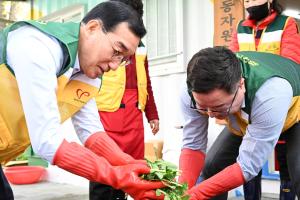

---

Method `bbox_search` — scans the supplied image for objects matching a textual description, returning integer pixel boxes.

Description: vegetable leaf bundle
[141,159,190,200]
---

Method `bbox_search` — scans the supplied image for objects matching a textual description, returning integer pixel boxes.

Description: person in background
[180,46,300,200]
[89,0,160,199]
[0,2,164,200]
[230,0,299,199]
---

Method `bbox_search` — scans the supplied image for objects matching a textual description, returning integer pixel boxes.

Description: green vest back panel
[237,51,300,113]
[0,20,80,76]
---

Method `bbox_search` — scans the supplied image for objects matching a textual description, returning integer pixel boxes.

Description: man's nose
[109,61,120,71]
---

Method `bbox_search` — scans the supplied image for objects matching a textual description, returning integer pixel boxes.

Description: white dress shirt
[6,25,104,163]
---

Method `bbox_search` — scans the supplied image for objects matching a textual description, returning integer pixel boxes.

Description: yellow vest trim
[136,53,148,111]
[227,96,300,136]
[96,48,148,112]
[0,64,99,163]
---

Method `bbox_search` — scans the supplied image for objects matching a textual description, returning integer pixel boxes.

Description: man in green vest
[0,1,164,200]
[179,46,300,199]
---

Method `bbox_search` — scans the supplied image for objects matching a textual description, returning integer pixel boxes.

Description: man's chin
[88,72,102,79]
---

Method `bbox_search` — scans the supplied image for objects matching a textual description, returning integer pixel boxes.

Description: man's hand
[54,140,165,200]
[187,163,245,200]
[178,149,205,189]
[116,163,165,199]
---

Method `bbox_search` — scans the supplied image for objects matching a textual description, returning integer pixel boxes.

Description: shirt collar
[72,54,81,74]
[242,11,278,30]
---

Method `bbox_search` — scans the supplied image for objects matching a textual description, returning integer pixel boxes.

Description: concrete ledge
[11,181,88,200]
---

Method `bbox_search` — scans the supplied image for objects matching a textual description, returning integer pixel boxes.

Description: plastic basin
[4,166,45,185]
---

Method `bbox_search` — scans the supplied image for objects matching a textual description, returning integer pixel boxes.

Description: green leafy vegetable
[141,159,190,200]
[15,153,28,161]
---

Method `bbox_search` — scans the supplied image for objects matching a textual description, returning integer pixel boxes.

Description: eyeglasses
[110,44,131,66]
[102,27,131,66]
[190,87,239,115]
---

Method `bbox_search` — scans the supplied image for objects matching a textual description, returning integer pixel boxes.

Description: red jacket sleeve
[280,17,300,64]
[229,29,239,52]
[144,57,159,122]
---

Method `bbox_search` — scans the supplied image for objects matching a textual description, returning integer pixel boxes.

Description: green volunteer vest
[228,51,300,136]
[1,20,79,74]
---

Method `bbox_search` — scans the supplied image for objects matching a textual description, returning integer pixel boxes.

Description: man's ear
[239,77,244,87]
[240,78,246,93]
[84,19,102,34]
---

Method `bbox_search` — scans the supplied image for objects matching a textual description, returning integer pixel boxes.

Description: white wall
[145,0,216,165]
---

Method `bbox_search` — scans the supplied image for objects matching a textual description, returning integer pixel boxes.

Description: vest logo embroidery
[76,89,90,99]
[236,54,259,67]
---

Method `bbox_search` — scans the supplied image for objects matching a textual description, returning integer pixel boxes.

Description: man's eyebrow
[213,104,226,108]
[116,41,129,52]
[195,99,226,109]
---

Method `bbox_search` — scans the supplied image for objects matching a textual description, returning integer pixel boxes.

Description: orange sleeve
[280,17,300,63]
[144,56,159,121]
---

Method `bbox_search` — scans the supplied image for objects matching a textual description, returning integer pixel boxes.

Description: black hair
[270,0,283,14]
[187,46,241,94]
[81,1,146,38]
[110,0,144,18]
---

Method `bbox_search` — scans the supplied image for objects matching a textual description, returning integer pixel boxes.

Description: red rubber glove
[85,132,145,166]
[54,140,164,200]
[178,148,205,189]
[187,163,245,200]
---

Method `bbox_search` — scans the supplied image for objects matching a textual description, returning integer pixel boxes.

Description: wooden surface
[214,0,244,47]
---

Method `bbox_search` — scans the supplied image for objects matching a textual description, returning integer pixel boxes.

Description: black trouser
[89,182,127,200]
[276,135,296,200]
[283,123,300,197]
[0,165,14,200]
[201,124,300,199]
[243,170,262,200]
